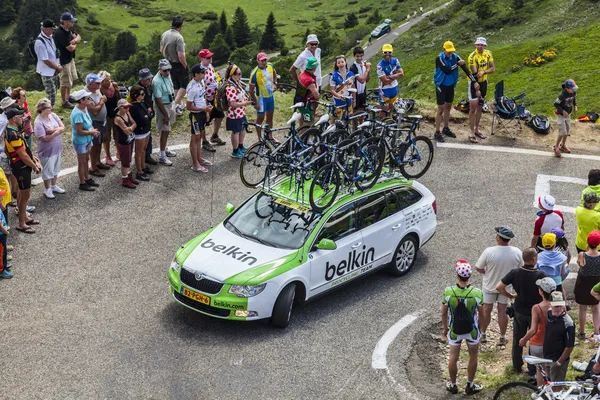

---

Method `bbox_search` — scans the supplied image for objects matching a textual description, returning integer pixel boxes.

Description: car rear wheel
[387,235,418,276]
[271,283,296,328]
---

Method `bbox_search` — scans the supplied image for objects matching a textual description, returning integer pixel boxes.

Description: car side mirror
[225,203,235,215]
[316,238,337,251]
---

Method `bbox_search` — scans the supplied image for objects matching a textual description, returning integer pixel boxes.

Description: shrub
[344,13,359,29]
[202,11,218,20]
[280,47,289,56]
[87,13,100,26]
[474,0,493,19]
[523,48,557,67]
[128,24,139,28]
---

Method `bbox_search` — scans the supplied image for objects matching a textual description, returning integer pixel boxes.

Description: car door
[308,202,362,296]
[356,191,398,267]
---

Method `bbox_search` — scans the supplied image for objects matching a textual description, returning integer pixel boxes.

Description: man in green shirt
[442,260,484,395]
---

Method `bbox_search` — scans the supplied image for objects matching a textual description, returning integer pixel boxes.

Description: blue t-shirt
[330,70,355,107]
[376,57,402,89]
[536,250,568,285]
[70,107,93,146]
[0,211,7,236]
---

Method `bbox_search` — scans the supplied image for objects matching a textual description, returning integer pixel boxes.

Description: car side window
[357,192,388,229]
[316,203,358,243]
[388,187,423,215]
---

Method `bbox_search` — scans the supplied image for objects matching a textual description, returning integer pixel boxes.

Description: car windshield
[372,28,381,33]
[378,24,387,29]
[224,192,322,250]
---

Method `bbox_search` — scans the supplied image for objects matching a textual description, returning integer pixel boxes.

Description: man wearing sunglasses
[376,44,404,116]
[290,34,322,88]
[152,59,177,166]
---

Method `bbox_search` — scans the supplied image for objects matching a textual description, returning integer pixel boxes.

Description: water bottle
[572,361,588,371]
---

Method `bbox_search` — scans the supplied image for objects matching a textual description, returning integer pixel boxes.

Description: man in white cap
[543,291,574,386]
[152,59,177,166]
[442,260,484,395]
[476,226,523,346]
[290,34,322,88]
[35,20,62,106]
[531,195,564,249]
[467,37,494,143]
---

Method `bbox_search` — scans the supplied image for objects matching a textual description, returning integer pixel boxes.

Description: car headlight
[229,283,267,298]
[170,259,181,273]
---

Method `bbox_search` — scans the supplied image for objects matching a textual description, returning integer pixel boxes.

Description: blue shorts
[379,87,398,107]
[73,142,92,155]
[226,116,248,133]
[256,96,275,115]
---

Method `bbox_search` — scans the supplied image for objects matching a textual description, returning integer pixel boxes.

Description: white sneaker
[15,206,35,214]
[159,156,173,166]
[51,185,66,194]
[44,189,55,199]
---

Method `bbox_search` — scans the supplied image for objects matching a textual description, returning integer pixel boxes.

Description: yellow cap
[382,44,393,53]
[542,233,557,248]
[443,41,456,52]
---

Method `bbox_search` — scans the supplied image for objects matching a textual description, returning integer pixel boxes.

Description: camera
[506,304,515,318]
[148,110,155,119]
[168,93,175,103]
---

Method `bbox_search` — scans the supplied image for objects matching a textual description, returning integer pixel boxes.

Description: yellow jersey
[0,168,12,207]
[468,50,493,83]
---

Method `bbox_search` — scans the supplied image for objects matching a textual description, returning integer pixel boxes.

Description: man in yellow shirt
[467,37,495,143]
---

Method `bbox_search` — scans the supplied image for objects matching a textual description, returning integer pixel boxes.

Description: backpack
[451,287,474,335]
[215,81,232,112]
[527,114,551,134]
[454,99,470,113]
[26,37,42,63]
[496,96,517,118]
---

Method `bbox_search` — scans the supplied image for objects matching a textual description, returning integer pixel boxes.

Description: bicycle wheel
[309,164,340,213]
[240,142,273,188]
[493,381,537,400]
[398,135,434,179]
[298,127,321,147]
[355,143,384,191]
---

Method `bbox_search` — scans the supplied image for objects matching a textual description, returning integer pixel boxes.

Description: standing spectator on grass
[70,89,99,192]
[249,53,279,143]
[198,49,227,147]
[53,12,81,110]
[475,226,523,346]
[4,108,41,234]
[441,260,484,395]
[129,85,152,182]
[553,79,578,157]
[543,291,575,388]
[33,98,65,199]
[349,46,371,122]
[99,71,120,166]
[11,88,34,150]
[86,73,110,178]
[225,64,251,159]
[433,41,478,143]
[186,64,213,173]
[127,68,158,166]
[496,248,545,375]
[0,189,11,279]
[153,59,177,166]
[581,169,600,212]
[290,34,322,88]
[160,15,188,116]
[576,192,600,253]
[113,100,138,189]
[35,20,62,107]
[531,195,564,250]
[467,37,494,143]
[519,277,557,386]
[0,97,19,205]
[296,57,321,128]
[575,230,600,342]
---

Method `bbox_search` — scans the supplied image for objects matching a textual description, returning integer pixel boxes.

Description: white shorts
[39,153,62,181]
[135,132,150,140]
[155,102,175,132]
[483,289,510,305]
[447,329,481,346]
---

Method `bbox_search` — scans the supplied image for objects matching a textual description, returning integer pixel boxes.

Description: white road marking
[372,312,420,369]
[376,33,389,41]
[437,142,600,161]
[533,174,586,214]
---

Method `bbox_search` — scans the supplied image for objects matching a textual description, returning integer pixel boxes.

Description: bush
[474,0,493,19]
[344,13,359,29]
[202,11,218,20]
[128,24,139,28]
[280,47,289,56]
[87,13,100,26]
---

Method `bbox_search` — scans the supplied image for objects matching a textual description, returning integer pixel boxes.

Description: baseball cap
[159,59,172,71]
[41,20,56,28]
[536,277,557,294]
[198,49,214,59]
[191,64,207,75]
[382,44,393,53]
[588,230,600,248]
[306,34,319,44]
[138,68,153,80]
[70,89,92,101]
[60,12,77,22]
[542,233,557,249]
[564,79,578,90]
[257,52,268,61]
[551,227,565,239]
[550,291,566,307]
[305,57,319,70]
[0,97,16,110]
[443,41,456,52]
[455,260,472,278]
[475,37,487,45]
[86,73,103,85]
[538,195,555,211]
[114,99,131,112]
[5,108,25,120]
[495,226,515,240]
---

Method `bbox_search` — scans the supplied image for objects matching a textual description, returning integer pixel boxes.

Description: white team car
[168,177,437,328]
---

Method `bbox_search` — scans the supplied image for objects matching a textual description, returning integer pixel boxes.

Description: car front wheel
[387,235,418,276]
[270,283,296,328]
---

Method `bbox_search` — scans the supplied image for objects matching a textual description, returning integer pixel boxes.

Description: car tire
[387,235,418,277]
[270,283,296,328]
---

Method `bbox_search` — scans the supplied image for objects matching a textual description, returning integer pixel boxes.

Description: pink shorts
[117,143,134,168]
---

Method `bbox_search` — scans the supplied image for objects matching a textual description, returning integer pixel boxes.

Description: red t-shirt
[533,210,564,236]
[298,71,317,105]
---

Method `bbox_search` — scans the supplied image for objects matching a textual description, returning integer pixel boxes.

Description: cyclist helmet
[382,44,393,53]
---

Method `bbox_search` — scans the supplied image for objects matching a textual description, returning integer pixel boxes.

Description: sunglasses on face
[137,92,145,97]
[162,69,171,73]
[308,42,318,46]
[383,52,392,55]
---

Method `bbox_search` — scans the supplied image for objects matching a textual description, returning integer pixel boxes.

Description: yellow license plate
[274,197,311,213]
[182,287,210,305]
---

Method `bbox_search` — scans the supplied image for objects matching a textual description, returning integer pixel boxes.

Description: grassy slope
[368,0,600,115]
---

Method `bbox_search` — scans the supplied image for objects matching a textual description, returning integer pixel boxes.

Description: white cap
[538,195,555,211]
[550,291,566,307]
[71,89,92,101]
[306,34,319,44]
[475,37,487,45]
[0,97,16,110]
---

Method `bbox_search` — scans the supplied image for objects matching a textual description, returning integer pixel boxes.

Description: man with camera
[35,20,62,107]
[152,59,177,166]
[53,12,81,109]
[496,248,546,376]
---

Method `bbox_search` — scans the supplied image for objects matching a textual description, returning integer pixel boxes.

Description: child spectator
[536,233,568,299]
[0,189,10,279]
[553,79,578,157]
[531,195,564,250]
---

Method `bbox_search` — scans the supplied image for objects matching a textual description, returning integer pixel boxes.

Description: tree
[232,7,252,48]
[367,9,382,25]
[89,35,115,68]
[474,0,493,19]
[344,13,359,29]
[512,0,525,8]
[0,1,18,26]
[202,21,221,49]
[260,12,282,51]
[225,26,236,51]
[300,28,310,46]
[209,33,231,65]
[14,0,76,46]
[114,31,138,61]
[219,10,228,35]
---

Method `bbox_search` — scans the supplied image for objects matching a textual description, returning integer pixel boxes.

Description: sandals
[553,146,561,157]
[89,169,106,177]
[191,166,209,173]
[16,225,35,234]
[559,146,571,153]
[475,131,487,139]
[199,159,213,166]
[469,136,479,143]
[25,219,40,225]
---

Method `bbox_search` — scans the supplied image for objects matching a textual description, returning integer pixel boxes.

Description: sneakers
[559,145,571,153]
[231,149,244,159]
[238,145,248,153]
[79,183,95,191]
[62,101,75,109]
[165,149,177,157]
[579,331,586,341]
[146,156,158,165]
[434,132,445,142]
[0,269,14,279]
[175,104,185,115]
[480,332,487,343]
[202,141,216,152]
[159,156,173,166]
[85,178,99,187]
[7,245,14,251]
[44,188,55,199]
[15,205,36,214]
[135,173,150,181]
[465,382,483,395]
[104,156,116,167]
[127,173,139,185]
[553,146,561,157]
[268,136,281,144]
[51,185,66,194]
[121,177,136,189]
[142,166,154,175]
[96,162,111,170]
[498,336,508,346]
[210,135,226,146]
[446,381,458,395]
[90,169,106,177]
[442,127,456,138]
[7,255,12,261]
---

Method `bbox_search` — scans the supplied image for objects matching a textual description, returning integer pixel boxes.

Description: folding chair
[491,80,526,139]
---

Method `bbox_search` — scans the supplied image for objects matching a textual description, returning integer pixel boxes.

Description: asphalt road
[0,132,594,399]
